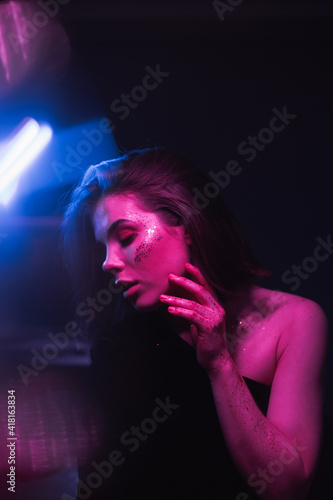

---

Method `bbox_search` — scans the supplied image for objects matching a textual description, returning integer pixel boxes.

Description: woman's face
[92,193,192,312]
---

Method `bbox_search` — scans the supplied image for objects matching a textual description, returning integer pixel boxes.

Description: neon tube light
[0,118,52,204]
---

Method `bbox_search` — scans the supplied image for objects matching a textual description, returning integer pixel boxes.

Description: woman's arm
[160,263,328,500]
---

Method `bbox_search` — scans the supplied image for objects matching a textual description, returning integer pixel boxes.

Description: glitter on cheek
[135,235,163,263]
[124,213,163,263]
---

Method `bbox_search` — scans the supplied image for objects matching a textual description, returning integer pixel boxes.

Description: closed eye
[120,234,137,246]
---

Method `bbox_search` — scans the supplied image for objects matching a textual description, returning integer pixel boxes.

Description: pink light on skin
[93,193,192,313]
[131,215,163,263]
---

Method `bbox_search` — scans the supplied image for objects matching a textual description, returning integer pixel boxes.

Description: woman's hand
[159,262,230,373]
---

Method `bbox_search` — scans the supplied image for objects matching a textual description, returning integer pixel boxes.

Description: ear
[185,229,192,246]
[181,225,192,246]
[166,220,192,245]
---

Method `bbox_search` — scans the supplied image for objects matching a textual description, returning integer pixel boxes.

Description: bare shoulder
[255,286,327,326]
[229,286,328,383]
[264,288,329,361]
[266,288,327,320]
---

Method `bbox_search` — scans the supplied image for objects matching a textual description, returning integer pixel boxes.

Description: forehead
[92,193,153,238]
[94,193,146,219]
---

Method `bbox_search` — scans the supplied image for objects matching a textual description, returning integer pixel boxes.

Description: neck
[223,284,260,329]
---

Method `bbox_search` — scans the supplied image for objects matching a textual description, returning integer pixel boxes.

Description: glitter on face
[135,235,163,262]
[132,217,163,263]
[118,211,164,263]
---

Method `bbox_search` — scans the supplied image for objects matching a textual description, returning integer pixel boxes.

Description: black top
[77,312,273,500]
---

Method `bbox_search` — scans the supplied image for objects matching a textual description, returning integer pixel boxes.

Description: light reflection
[0,14,10,81]
[0,118,53,204]
[0,370,105,481]
[0,1,70,96]
[10,0,28,63]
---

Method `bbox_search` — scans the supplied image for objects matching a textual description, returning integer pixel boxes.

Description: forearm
[208,357,308,499]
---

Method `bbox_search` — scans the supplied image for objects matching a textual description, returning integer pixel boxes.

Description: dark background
[0,0,332,497]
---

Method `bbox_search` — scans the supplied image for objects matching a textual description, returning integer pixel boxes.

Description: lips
[117,281,139,298]
[124,283,140,298]
[118,280,137,291]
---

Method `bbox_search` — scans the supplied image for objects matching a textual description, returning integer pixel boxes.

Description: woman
[61,148,327,499]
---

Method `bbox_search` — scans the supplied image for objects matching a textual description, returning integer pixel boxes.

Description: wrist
[206,352,234,381]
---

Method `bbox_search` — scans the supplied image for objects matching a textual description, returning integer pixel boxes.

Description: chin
[132,295,162,314]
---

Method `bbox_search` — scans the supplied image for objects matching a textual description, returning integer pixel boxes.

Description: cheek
[134,234,163,263]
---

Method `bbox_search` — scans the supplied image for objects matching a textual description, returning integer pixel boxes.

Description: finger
[160,294,196,309]
[167,306,207,326]
[189,324,199,347]
[166,307,215,336]
[160,294,219,321]
[185,262,214,294]
[168,274,215,306]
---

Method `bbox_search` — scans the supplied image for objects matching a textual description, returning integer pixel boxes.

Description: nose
[102,247,125,275]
